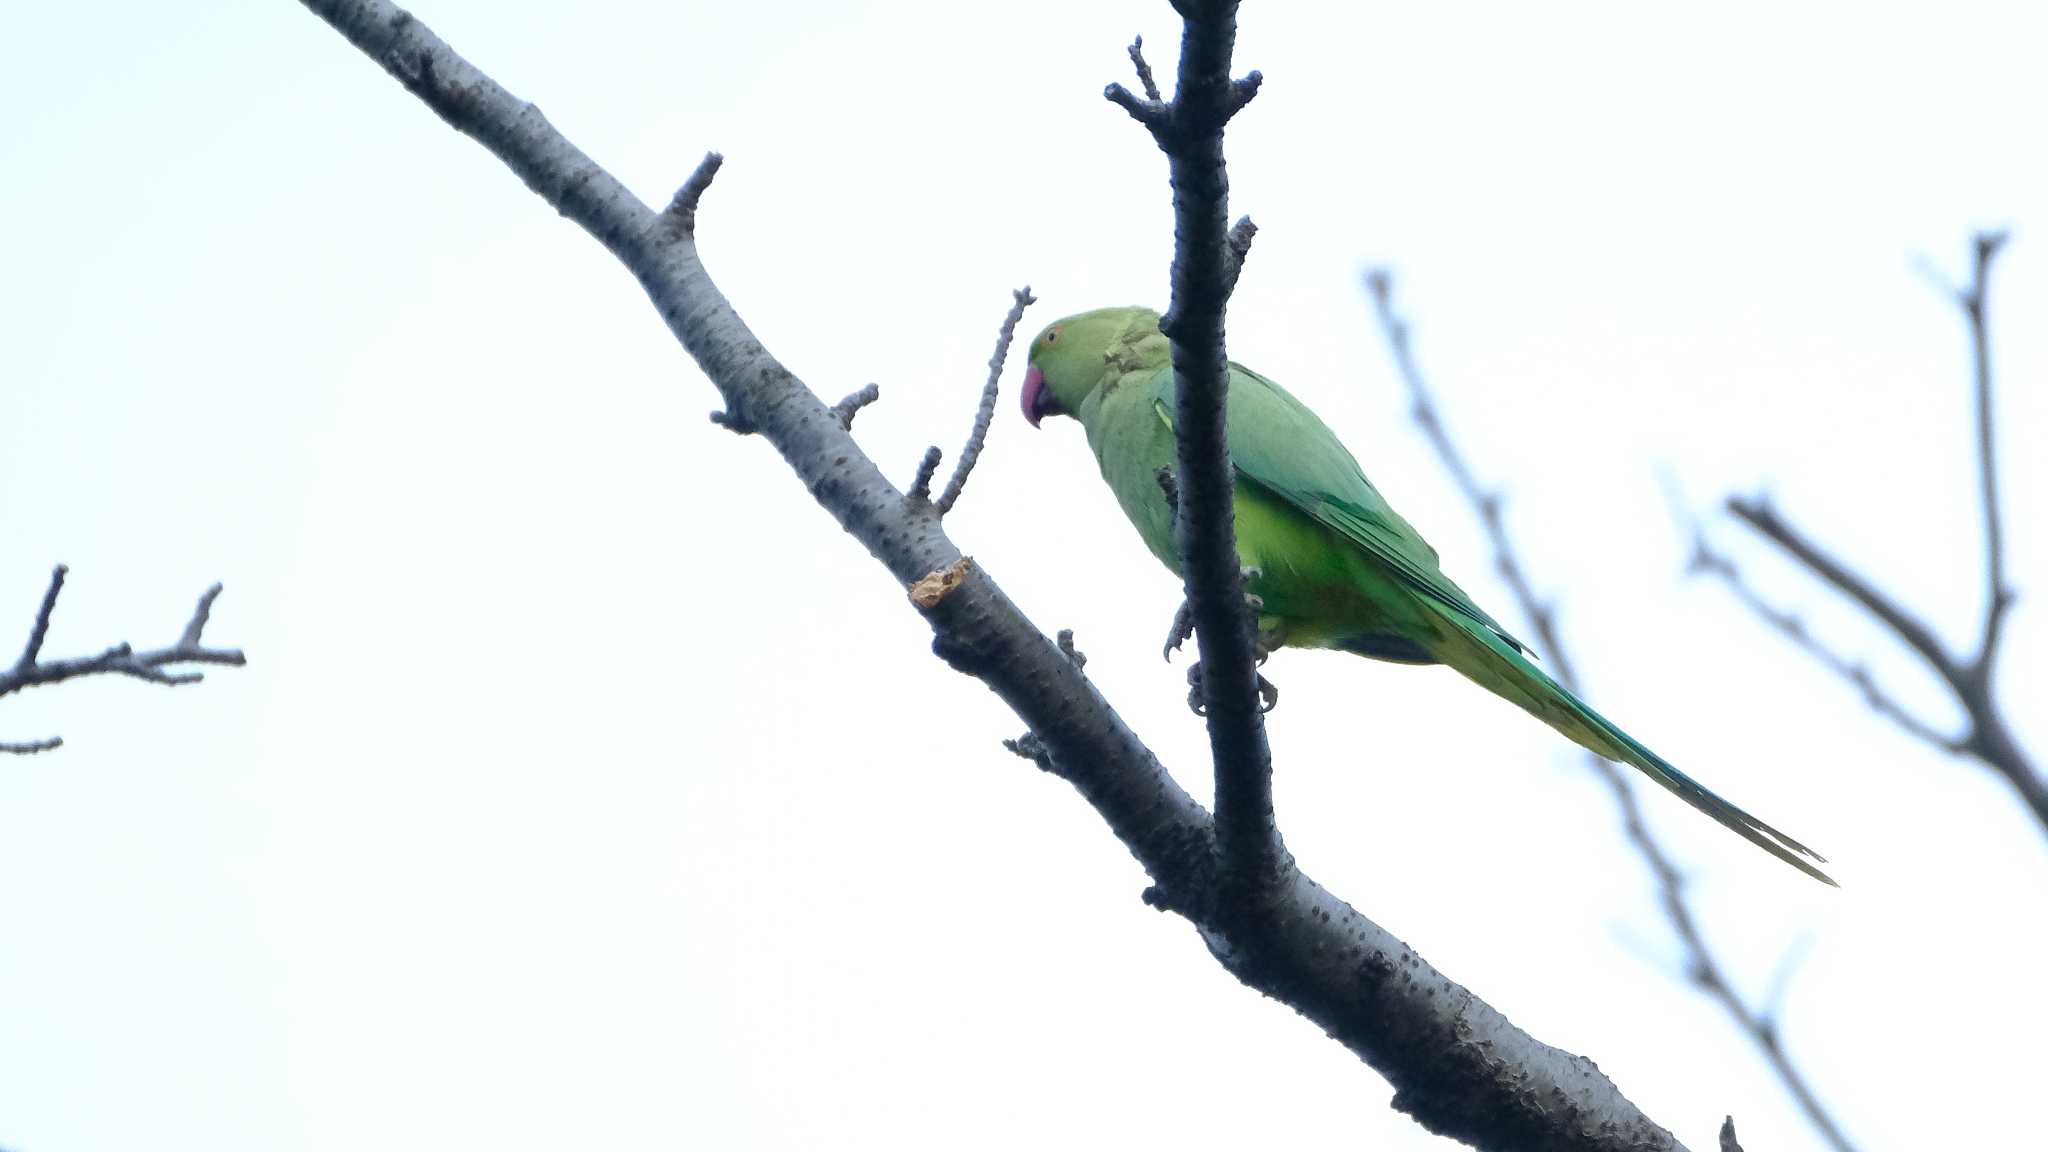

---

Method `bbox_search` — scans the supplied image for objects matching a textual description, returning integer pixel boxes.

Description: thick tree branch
[300,0,1712,1144]
[2,565,246,754]
[1367,270,1856,1152]
[1709,233,2043,837]
[1108,2,1281,906]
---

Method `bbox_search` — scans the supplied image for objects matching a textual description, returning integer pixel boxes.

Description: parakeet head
[1021,307,1164,427]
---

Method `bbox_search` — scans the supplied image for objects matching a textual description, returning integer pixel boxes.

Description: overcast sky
[3,2,2044,1150]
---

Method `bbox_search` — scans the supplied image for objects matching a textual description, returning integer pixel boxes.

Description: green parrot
[1020,306,1833,885]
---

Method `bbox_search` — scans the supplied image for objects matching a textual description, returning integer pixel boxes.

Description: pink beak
[1021,364,1048,428]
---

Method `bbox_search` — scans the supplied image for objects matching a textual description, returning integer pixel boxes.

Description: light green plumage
[1024,306,1833,885]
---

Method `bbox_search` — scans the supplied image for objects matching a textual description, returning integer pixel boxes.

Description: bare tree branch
[1707,233,2044,837]
[1126,34,1162,103]
[830,383,880,430]
[16,564,65,671]
[1367,270,1857,1152]
[299,0,1722,1144]
[660,151,722,237]
[1107,2,1282,906]
[1675,502,1961,753]
[2,565,246,754]
[1964,232,2015,670]
[934,287,1036,515]
[906,445,943,503]
[1725,497,1964,684]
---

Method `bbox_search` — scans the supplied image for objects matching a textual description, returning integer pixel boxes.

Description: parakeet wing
[1147,364,1528,652]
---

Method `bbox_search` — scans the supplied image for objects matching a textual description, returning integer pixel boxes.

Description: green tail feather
[1429,611,1837,886]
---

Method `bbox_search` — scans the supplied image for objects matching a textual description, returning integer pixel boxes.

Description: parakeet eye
[1045,329,1060,346]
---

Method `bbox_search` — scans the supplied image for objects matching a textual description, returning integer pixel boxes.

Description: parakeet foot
[1184,660,1279,715]
[1169,567,1277,713]
[1162,601,1195,661]
[1162,568,1265,662]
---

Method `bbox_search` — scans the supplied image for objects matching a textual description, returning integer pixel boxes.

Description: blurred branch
[1677,504,1960,753]
[300,0,1713,1145]
[1367,269,1857,1152]
[1106,4,1282,905]
[1725,498,1961,683]
[1708,233,2043,837]
[1960,232,2015,669]
[1,565,245,754]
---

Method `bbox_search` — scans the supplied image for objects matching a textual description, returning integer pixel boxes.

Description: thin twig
[1757,933,1817,1031]
[1727,497,1964,684]
[1367,268,1858,1152]
[1109,1,1282,906]
[907,446,942,503]
[16,565,66,671]
[1667,485,1962,753]
[1103,79,1169,131]
[2,570,246,753]
[179,583,224,650]
[1127,35,1162,102]
[0,737,63,755]
[935,286,1036,515]
[660,151,723,237]
[1965,232,2014,671]
[831,384,880,430]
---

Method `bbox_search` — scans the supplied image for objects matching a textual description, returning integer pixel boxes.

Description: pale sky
[2,2,2044,1150]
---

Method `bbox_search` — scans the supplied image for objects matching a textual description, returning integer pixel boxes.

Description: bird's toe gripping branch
[1184,659,1278,716]
[1163,566,1265,660]
[1162,600,1195,662]
[1171,567,1277,714]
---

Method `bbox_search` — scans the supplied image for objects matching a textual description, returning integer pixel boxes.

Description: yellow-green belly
[1230,484,1437,661]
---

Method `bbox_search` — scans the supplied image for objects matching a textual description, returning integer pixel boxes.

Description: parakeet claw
[1163,567,1266,663]
[1172,567,1279,711]
[1162,601,1195,661]
[1255,628,1282,665]
[1249,626,1280,711]
[1183,661,1280,715]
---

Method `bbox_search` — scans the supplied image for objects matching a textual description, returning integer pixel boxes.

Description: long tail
[1425,609,1836,886]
